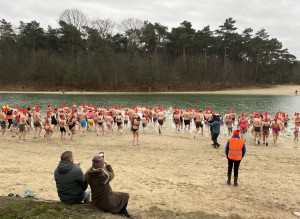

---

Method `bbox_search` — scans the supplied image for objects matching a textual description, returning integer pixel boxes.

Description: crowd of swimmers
[0,102,299,146]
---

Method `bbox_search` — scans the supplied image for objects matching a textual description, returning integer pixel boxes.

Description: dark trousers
[119,202,130,217]
[227,158,241,177]
[8,119,12,129]
[211,132,219,144]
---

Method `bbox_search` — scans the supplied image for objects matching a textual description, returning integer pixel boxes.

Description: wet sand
[0,125,299,219]
[0,85,299,95]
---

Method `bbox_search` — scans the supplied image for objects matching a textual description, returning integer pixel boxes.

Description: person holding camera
[54,151,90,204]
[84,153,134,219]
[206,114,222,148]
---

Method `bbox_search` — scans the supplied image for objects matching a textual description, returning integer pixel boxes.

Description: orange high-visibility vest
[228,138,244,161]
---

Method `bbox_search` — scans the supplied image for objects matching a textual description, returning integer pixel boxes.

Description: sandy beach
[0,85,299,95]
[0,125,300,219]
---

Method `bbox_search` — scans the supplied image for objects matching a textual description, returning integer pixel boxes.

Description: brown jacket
[84,164,129,213]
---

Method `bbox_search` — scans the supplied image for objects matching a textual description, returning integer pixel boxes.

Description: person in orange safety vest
[225,129,246,186]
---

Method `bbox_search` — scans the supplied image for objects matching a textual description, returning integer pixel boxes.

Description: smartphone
[99,152,104,157]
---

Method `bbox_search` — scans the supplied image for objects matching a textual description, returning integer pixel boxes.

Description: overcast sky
[1,0,300,59]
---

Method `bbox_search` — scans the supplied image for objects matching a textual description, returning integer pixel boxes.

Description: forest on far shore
[0,8,299,91]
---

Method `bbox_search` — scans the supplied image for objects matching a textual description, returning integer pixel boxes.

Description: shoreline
[0,85,299,95]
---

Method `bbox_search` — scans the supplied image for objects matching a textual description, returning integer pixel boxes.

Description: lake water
[1,93,299,117]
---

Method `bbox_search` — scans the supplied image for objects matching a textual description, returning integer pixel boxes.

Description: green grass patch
[0,196,243,219]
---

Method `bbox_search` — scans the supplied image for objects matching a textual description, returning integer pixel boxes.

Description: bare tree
[59,8,88,31]
[90,18,115,38]
[118,18,143,33]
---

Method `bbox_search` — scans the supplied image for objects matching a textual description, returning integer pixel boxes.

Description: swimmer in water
[132,116,140,145]
[271,117,281,146]
[59,116,67,140]
[194,110,204,138]
[262,118,270,146]
[294,122,299,142]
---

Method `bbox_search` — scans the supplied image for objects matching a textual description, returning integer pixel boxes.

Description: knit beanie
[92,155,104,169]
[233,129,240,136]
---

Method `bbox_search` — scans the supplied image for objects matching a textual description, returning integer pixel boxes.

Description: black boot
[216,142,220,148]
[227,174,231,185]
[234,176,238,187]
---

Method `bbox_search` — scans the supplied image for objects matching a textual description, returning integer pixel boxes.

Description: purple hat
[92,155,104,169]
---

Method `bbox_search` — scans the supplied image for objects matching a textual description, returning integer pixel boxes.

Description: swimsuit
[263,125,270,133]
[117,122,122,126]
[0,121,6,128]
[272,127,279,133]
[196,122,203,128]
[51,115,58,125]
[158,119,163,126]
[98,122,103,126]
[142,122,146,128]
[34,121,41,127]
[184,120,190,126]
[69,123,75,130]
[239,122,247,130]
[19,124,25,132]
[60,127,66,132]
[175,119,180,125]
[81,120,87,127]
[153,118,157,122]
[124,120,128,124]
[254,126,261,132]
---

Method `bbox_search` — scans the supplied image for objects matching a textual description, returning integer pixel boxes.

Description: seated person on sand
[84,154,134,219]
[54,151,90,204]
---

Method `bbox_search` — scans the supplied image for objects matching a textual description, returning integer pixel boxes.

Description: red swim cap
[47,114,50,117]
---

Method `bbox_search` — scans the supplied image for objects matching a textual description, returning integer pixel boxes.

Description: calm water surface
[1,93,299,116]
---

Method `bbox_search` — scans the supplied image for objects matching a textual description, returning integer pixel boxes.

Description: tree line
[0,8,299,91]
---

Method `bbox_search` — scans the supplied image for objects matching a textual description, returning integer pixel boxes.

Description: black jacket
[54,160,88,204]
